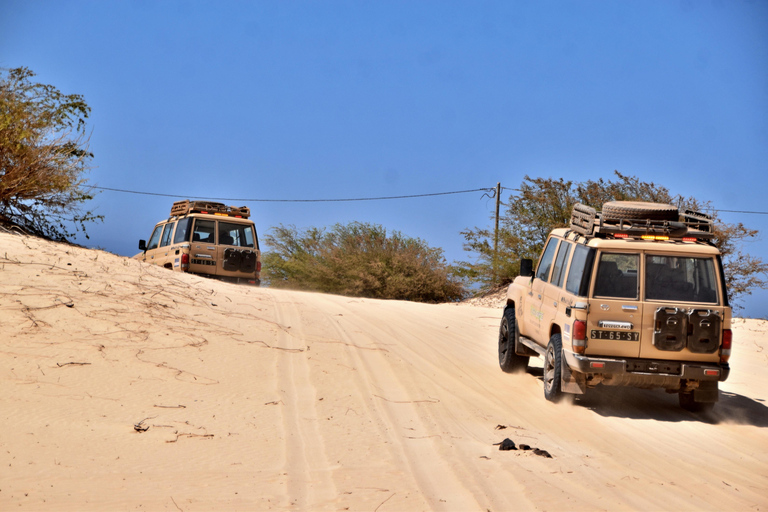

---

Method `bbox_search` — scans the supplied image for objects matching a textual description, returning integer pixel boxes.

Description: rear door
[155,221,176,268]
[640,253,726,362]
[586,252,643,358]
[216,220,260,279]
[526,237,560,343]
[189,218,218,274]
[540,239,573,340]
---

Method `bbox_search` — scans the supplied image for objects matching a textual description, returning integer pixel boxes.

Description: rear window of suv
[192,220,216,243]
[219,221,257,248]
[594,253,639,299]
[645,255,718,303]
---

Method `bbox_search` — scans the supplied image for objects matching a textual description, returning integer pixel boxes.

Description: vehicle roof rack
[171,200,251,219]
[569,203,714,240]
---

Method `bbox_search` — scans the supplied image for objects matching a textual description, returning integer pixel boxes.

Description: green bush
[263,222,466,303]
[0,67,100,240]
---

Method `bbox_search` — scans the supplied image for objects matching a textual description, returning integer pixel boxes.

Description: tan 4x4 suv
[499,201,731,412]
[135,200,261,285]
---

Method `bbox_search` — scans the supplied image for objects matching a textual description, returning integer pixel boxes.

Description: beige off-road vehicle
[134,200,261,285]
[499,201,732,412]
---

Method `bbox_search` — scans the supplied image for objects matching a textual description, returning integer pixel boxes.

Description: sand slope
[1,232,767,511]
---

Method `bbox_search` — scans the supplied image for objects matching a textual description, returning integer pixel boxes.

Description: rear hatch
[188,216,260,282]
[216,219,260,281]
[586,249,725,363]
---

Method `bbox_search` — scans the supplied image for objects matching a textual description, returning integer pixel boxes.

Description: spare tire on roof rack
[601,201,679,222]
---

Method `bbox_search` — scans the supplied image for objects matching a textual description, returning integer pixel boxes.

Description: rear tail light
[180,253,190,271]
[256,260,262,273]
[573,320,587,354]
[720,328,732,364]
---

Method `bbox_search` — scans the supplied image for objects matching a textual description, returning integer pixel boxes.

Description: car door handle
[553,301,558,307]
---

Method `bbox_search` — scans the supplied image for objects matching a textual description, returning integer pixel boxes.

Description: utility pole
[493,182,501,285]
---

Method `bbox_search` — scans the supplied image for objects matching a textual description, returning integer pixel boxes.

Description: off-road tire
[498,308,529,373]
[543,334,564,402]
[679,390,716,413]
[602,201,679,222]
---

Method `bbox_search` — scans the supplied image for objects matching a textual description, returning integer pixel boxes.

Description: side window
[551,241,572,288]
[159,222,175,248]
[246,226,258,249]
[565,244,596,296]
[594,253,639,299]
[173,217,192,244]
[192,219,215,243]
[536,238,560,282]
[146,225,164,251]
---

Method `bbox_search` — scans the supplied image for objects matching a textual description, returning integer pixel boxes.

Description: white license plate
[591,330,639,341]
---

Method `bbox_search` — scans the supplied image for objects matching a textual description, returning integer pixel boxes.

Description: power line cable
[718,209,768,215]
[90,186,768,215]
[91,185,495,203]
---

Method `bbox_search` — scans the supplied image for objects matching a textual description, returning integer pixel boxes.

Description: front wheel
[543,334,564,402]
[498,308,529,373]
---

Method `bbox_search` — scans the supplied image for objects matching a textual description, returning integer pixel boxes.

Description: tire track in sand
[313,295,491,511]
[267,290,338,511]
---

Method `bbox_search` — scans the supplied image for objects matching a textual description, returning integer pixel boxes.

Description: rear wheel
[543,334,564,402]
[498,308,529,373]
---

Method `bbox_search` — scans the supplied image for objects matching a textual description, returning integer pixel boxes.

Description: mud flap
[561,357,586,395]
[693,380,719,403]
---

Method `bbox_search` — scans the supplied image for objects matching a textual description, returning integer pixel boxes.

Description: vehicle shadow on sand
[527,368,768,426]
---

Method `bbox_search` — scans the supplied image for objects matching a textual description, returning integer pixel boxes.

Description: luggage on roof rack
[171,200,251,219]
[569,202,714,240]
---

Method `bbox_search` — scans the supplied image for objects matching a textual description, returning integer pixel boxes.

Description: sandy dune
[1,231,767,511]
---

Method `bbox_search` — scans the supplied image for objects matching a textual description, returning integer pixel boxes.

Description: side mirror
[138,239,147,251]
[520,258,534,277]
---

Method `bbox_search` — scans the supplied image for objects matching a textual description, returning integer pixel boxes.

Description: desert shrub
[263,222,466,303]
[0,67,100,240]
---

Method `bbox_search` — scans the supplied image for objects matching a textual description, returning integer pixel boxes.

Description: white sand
[1,232,766,511]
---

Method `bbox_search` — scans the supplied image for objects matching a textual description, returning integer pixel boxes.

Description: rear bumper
[191,272,261,286]
[563,350,729,382]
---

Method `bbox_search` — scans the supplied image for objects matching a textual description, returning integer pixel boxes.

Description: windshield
[645,255,719,303]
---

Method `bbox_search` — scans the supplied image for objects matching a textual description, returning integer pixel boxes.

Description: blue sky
[2,0,767,316]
